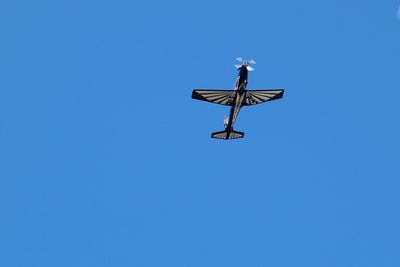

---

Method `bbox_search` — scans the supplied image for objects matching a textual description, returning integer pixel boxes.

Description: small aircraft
[192,58,284,139]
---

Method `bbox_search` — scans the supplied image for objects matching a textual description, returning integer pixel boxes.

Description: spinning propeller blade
[246,66,255,71]
[235,57,256,70]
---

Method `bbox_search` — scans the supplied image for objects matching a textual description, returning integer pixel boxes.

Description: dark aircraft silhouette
[192,58,284,139]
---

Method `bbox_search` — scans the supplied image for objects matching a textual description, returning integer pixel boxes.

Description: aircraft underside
[191,58,284,139]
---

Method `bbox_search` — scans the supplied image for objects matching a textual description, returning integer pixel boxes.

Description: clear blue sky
[1,0,400,266]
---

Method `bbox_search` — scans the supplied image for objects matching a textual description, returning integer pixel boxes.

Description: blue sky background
[1,0,400,266]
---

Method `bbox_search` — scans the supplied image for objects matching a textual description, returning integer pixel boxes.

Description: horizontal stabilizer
[211,130,244,140]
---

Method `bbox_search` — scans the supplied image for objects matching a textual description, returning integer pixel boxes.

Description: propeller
[235,57,256,71]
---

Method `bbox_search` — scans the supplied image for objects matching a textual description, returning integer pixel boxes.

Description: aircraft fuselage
[226,66,248,131]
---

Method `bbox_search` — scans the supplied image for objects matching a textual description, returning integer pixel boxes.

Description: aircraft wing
[243,89,284,106]
[192,89,235,106]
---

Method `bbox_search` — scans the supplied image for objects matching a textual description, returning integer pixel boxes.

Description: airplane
[192,58,284,140]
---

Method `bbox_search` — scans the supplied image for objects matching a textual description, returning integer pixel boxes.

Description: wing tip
[274,89,284,100]
[191,90,204,101]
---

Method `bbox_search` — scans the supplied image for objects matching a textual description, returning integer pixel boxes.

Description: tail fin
[211,130,244,140]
